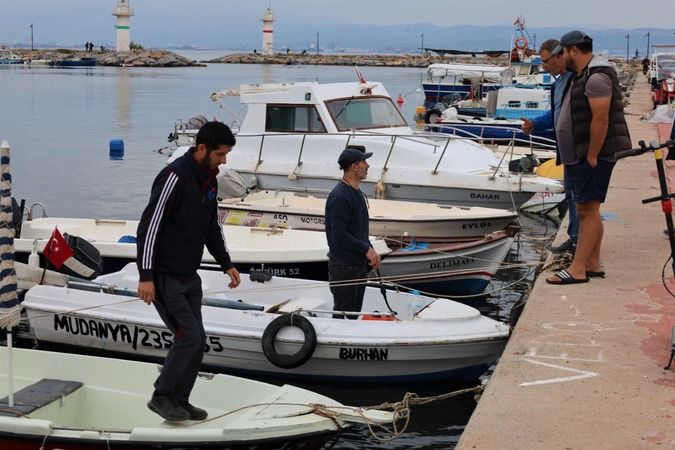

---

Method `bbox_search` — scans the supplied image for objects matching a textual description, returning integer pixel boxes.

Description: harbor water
[0,51,558,448]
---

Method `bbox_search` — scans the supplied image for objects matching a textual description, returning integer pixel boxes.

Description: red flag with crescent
[43,227,74,269]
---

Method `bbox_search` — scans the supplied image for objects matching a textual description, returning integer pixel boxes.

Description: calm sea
[0,50,557,449]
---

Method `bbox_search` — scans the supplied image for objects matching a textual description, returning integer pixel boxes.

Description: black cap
[552,30,593,55]
[338,146,373,170]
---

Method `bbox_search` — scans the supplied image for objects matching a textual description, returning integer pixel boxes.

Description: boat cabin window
[325,96,407,131]
[525,101,539,109]
[265,105,327,133]
[507,100,522,108]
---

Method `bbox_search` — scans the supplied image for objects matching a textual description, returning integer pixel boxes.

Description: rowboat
[0,346,391,449]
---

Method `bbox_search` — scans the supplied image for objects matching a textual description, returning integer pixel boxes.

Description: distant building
[112,0,134,52]
[261,8,275,56]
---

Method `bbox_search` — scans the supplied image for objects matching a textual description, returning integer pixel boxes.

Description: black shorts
[566,159,615,204]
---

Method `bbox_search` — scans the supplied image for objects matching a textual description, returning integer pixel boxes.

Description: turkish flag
[43,227,74,270]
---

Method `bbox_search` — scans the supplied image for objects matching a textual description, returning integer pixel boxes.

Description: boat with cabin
[0,49,22,65]
[167,80,562,210]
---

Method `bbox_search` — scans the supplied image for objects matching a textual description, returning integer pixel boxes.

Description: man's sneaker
[147,394,190,421]
[180,402,208,420]
[551,238,576,254]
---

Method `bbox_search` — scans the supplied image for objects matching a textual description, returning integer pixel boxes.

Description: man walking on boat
[136,121,241,421]
[325,145,381,318]
[521,38,576,254]
[545,31,631,285]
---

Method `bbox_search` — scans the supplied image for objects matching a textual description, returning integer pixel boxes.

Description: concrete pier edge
[457,74,675,449]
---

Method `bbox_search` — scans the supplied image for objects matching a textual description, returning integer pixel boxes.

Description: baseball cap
[338,146,373,170]
[551,30,593,55]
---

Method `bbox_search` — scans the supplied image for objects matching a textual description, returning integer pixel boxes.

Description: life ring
[514,37,528,50]
[262,313,317,369]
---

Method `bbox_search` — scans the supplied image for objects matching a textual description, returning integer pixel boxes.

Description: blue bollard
[109,139,124,159]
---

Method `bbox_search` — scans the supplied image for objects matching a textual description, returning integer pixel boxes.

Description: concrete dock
[458,74,675,449]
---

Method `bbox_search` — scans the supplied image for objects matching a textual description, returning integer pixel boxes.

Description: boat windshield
[325,96,407,131]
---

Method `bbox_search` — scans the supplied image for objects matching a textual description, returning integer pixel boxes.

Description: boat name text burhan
[300,216,325,225]
[339,347,389,360]
[462,221,492,230]
[430,257,474,269]
[52,315,226,353]
[470,193,501,200]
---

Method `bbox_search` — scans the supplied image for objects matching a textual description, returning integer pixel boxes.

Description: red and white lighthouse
[261,8,275,55]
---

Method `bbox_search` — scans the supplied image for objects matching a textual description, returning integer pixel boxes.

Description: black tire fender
[262,313,317,369]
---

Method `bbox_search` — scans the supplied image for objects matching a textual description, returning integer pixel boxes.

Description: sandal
[546,269,589,285]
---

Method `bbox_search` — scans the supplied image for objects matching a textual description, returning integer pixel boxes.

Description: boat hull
[21,268,509,382]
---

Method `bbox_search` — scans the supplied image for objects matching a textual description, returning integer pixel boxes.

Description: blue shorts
[565,159,615,204]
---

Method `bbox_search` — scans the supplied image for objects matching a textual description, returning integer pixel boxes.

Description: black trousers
[152,273,205,403]
[328,259,368,319]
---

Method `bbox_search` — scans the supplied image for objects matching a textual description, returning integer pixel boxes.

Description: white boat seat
[278,297,325,313]
[0,378,83,416]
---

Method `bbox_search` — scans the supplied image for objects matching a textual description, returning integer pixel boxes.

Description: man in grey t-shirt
[546,30,631,285]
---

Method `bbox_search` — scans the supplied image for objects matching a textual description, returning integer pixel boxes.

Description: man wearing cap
[546,30,631,285]
[325,145,381,318]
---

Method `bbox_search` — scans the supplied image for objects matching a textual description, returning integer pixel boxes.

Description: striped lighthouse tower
[261,7,275,56]
[112,0,134,52]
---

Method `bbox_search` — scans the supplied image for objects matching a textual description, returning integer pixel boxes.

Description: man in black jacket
[137,121,240,421]
[325,146,381,319]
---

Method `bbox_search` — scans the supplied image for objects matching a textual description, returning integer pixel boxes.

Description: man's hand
[520,118,534,134]
[586,155,598,168]
[226,267,241,289]
[366,247,381,269]
[137,281,155,304]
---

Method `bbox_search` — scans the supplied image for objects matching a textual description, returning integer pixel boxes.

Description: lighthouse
[261,7,275,55]
[112,0,134,52]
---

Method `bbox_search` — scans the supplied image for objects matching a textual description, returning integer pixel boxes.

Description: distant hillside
[9,22,673,58]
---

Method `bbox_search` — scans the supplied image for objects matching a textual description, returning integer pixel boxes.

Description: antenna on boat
[354,65,373,95]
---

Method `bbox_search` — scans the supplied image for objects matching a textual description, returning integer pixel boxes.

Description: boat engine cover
[60,233,103,280]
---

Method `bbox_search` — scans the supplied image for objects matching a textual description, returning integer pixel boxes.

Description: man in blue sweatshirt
[522,38,576,254]
[325,146,381,319]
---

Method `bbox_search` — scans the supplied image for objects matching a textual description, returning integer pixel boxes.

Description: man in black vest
[546,31,631,285]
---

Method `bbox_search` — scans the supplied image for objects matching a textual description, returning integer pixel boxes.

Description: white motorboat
[422,60,553,108]
[0,346,391,448]
[21,263,510,382]
[167,81,562,209]
[13,216,390,280]
[13,216,515,296]
[219,190,518,241]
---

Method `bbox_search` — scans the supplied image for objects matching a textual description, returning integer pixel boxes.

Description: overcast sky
[1,0,673,47]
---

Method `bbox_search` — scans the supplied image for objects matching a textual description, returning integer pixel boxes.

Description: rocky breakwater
[209,53,509,68]
[15,49,202,67]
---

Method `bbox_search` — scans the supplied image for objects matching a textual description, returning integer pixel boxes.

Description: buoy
[396,94,404,109]
[109,138,124,160]
[414,105,427,125]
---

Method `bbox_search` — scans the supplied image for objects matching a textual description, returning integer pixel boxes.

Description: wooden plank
[0,378,82,416]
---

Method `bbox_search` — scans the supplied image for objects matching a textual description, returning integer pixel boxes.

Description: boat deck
[457,73,675,449]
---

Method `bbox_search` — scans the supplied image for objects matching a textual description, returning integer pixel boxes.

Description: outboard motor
[508,154,540,174]
[55,233,103,280]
